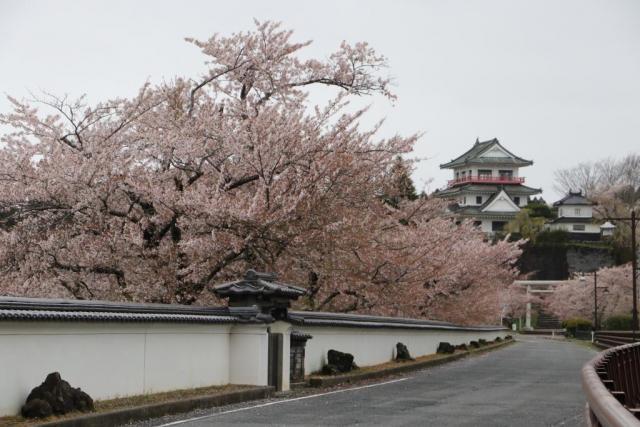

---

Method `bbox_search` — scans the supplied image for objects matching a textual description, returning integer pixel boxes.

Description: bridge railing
[594,331,637,349]
[582,341,640,426]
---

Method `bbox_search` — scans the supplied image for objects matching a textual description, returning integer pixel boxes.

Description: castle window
[575,208,581,216]
[478,169,492,178]
[476,196,482,204]
[573,224,585,231]
[492,221,507,231]
[513,196,520,206]
[498,170,513,179]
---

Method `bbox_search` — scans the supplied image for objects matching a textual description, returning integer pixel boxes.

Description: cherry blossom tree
[0,21,522,323]
[545,264,633,322]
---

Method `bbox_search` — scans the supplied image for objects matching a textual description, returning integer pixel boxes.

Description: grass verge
[308,338,515,387]
[0,384,255,427]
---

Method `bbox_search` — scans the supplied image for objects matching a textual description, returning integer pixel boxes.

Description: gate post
[269,321,292,391]
[213,270,306,392]
[525,283,532,330]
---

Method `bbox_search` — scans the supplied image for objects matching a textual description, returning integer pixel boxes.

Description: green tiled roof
[435,184,542,198]
[440,138,533,169]
[451,207,519,220]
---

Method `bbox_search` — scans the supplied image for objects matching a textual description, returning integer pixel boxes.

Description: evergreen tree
[384,156,418,207]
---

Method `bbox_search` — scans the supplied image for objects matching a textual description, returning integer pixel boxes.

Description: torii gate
[512,280,568,329]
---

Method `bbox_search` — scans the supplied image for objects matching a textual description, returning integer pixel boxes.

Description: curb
[36,386,274,427]
[308,339,515,388]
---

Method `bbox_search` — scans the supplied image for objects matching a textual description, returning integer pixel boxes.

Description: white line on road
[158,377,411,426]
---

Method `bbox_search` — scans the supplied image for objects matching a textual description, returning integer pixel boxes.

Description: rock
[21,399,52,418]
[321,364,341,375]
[495,337,503,342]
[325,349,357,373]
[21,372,94,418]
[469,340,480,348]
[436,342,455,354]
[505,335,513,340]
[478,339,488,346]
[455,343,468,351]
[73,388,94,413]
[395,342,414,361]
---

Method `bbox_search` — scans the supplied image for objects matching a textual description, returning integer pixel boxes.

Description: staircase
[536,310,562,330]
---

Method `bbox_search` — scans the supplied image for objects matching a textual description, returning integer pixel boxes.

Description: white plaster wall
[486,198,515,212]
[558,205,593,218]
[0,321,232,416]
[461,192,525,208]
[548,222,600,233]
[298,326,507,375]
[453,167,473,178]
[228,324,269,387]
[480,147,510,158]
[481,220,493,233]
[459,191,494,206]
[0,319,507,415]
[583,223,601,233]
[484,191,519,213]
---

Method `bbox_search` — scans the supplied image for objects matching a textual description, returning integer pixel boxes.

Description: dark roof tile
[553,191,593,206]
[440,138,533,169]
[0,296,239,324]
[213,270,306,299]
[288,311,505,332]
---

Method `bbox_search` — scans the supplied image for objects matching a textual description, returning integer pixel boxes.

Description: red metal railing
[447,175,525,187]
[582,341,640,426]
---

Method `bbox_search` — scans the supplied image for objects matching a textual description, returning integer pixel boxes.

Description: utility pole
[593,270,598,331]
[632,210,637,341]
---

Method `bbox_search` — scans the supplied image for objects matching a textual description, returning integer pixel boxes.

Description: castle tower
[435,138,542,233]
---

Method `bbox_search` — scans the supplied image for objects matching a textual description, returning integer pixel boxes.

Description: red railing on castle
[447,175,525,187]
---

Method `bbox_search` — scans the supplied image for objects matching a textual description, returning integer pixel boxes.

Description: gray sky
[1,0,639,201]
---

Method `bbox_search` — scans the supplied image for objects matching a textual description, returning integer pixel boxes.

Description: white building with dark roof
[547,191,601,235]
[435,138,542,233]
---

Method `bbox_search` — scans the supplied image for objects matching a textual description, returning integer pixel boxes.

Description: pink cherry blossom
[0,21,522,324]
[545,264,634,322]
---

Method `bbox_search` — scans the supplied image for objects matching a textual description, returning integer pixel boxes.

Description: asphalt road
[132,336,597,427]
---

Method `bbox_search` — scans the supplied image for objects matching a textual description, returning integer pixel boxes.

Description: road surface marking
[158,377,411,426]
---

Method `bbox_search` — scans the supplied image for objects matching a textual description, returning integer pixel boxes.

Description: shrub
[562,317,592,337]
[526,202,554,219]
[603,314,633,331]
[535,230,570,246]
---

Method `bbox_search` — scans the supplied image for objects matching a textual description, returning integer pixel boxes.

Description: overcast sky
[1,0,639,201]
